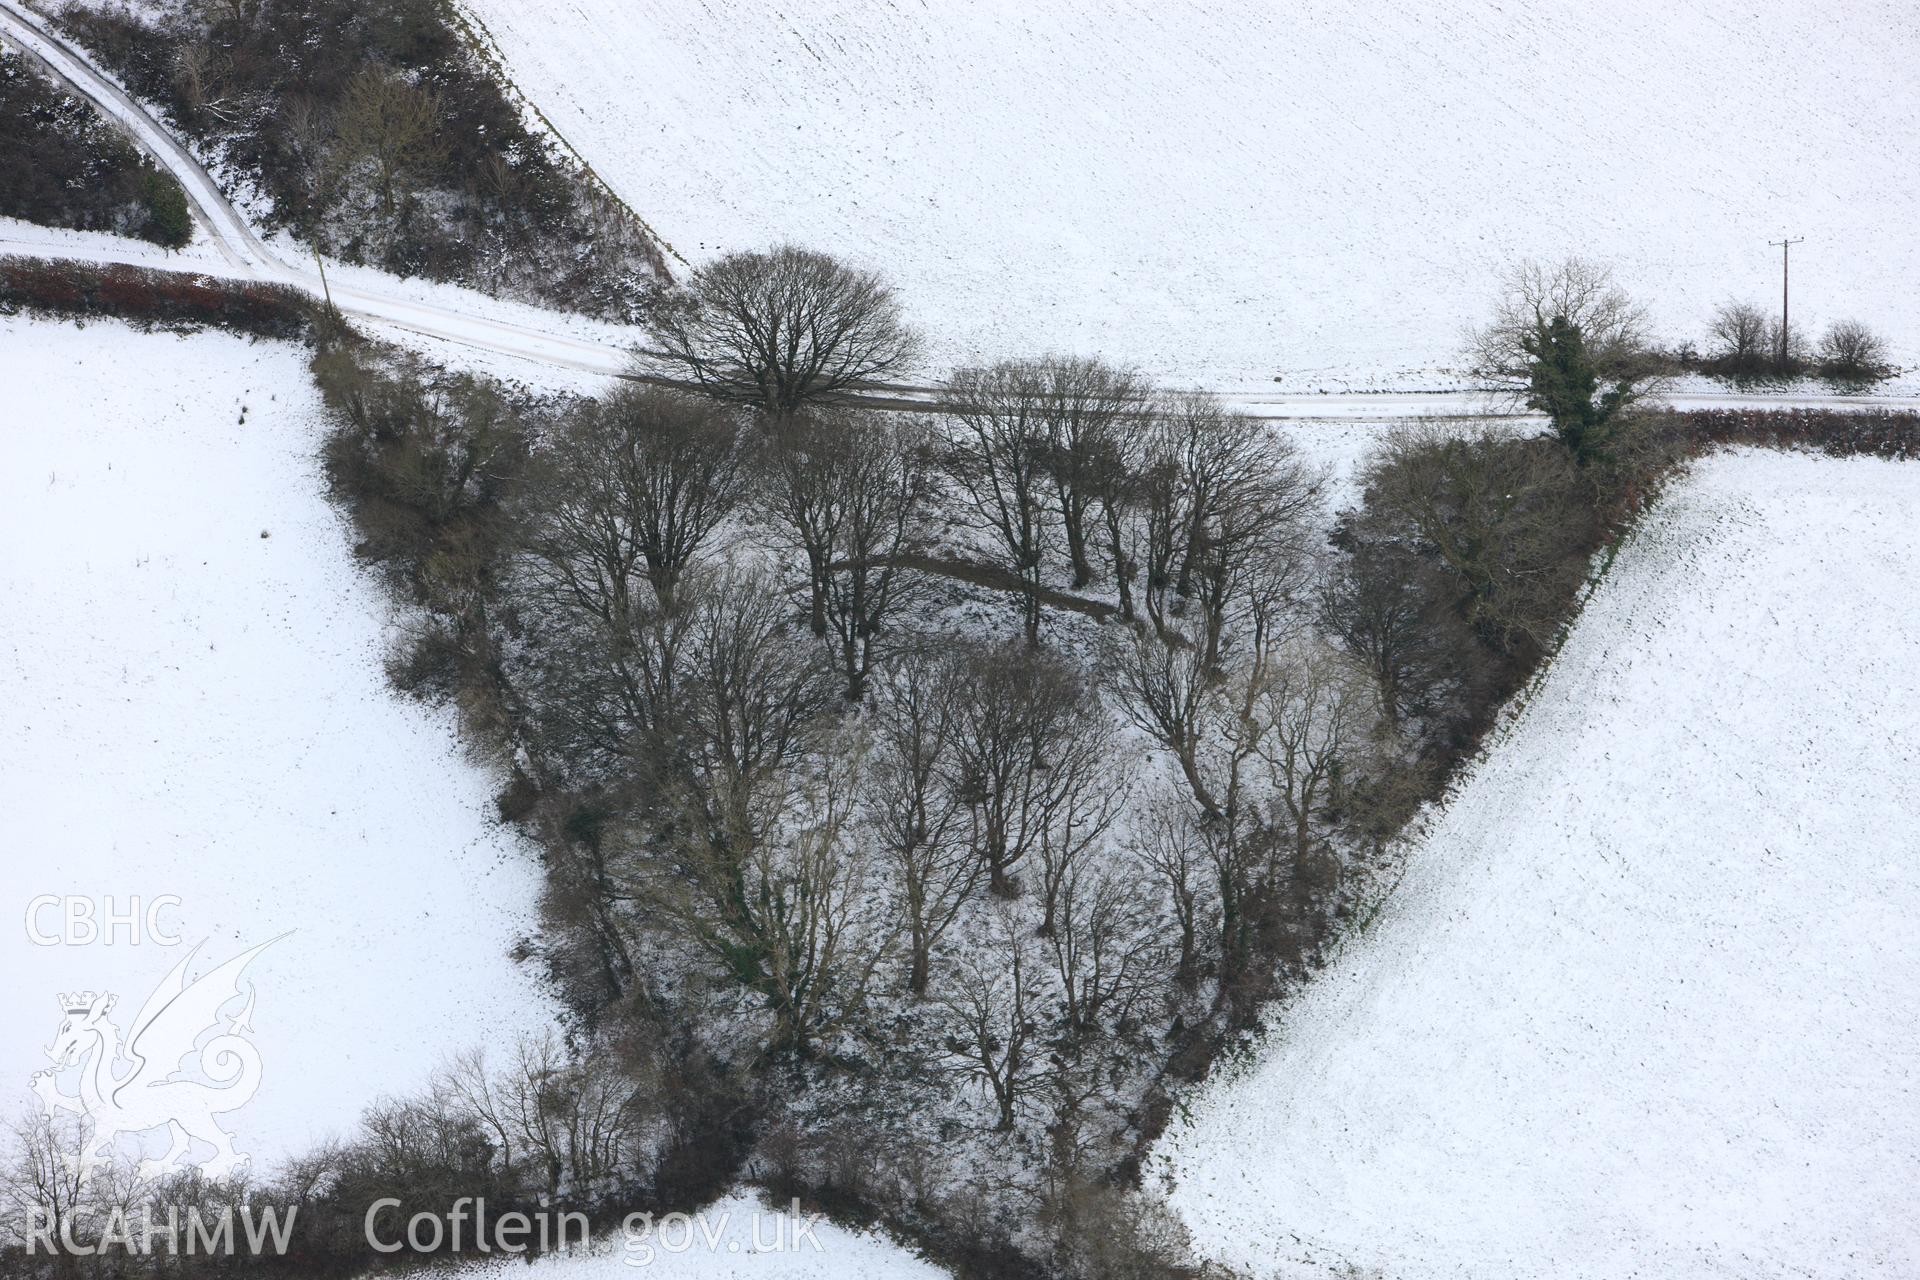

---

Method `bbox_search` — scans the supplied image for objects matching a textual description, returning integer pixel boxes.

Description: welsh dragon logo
[31,938,281,1183]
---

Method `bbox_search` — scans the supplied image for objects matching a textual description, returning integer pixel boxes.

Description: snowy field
[1156,449,1920,1277]
[0,317,557,1169]
[458,0,1920,389]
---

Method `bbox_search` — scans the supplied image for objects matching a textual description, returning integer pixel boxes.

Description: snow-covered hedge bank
[0,255,311,337]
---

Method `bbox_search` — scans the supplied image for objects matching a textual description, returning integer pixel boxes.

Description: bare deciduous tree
[1768,316,1811,370]
[938,907,1045,1132]
[1468,257,1653,390]
[653,245,921,415]
[341,1087,497,1207]
[1466,257,1659,459]
[1102,626,1218,817]
[1817,319,1892,384]
[1318,535,1462,724]
[514,387,749,784]
[946,646,1121,923]
[331,69,447,220]
[869,648,978,995]
[516,570,695,780]
[623,584,879,1056]
[1046,861,1165,1039]
[655,727,890,1057]
[758,409,932,699]
[942,360,1058,646]
[1251,645,1373,870]
[1139,392,1320,668]
[758,411,846,638]
[437,1032,647,1200]
[675,574,841,811]
[737,740,896,1057]
[1707,299,1772,372]
[1131,796,1211,989]
[1087,412,1152,623]
[525,385,747,616]
[170,42,214,117]
[1106,626,1375,1015]
[0,1110,89,1262]
[1034,356,1149,589]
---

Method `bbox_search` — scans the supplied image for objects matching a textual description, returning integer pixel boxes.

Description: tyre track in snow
[0,0,262,271]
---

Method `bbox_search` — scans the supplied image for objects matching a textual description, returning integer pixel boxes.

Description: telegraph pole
[1770,236,1803,364]
[313,238,338,319]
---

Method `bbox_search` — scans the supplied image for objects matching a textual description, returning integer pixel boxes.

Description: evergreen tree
[1523,314,1630,465]
[141,164,193,249]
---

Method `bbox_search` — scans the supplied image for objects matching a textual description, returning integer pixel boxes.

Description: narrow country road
[2,0,1912,420]
[0,0,638,377]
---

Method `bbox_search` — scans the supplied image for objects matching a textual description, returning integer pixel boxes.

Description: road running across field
[3,0,1914,420]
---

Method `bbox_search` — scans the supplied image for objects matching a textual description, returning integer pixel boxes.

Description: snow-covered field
[458,0,1920,390]
[0,316,557,1168]
[1156,449,1920,1278]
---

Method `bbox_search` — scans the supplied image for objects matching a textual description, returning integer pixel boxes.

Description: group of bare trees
[650,249,1331,655]
[0,1029,661,1277]
[295,242,1717,1279]
[755,409,931,698]
[491,243,1398,1180]
[515,462,1176,1074]
[270,239,1734,1280]
[1705,299,1892,385]
[279,233,1864,1280]
[942,356,1322,652]
[1471,257,1898,421]
[509,380,1150,1072]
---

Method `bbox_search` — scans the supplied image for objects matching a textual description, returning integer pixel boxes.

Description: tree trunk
[1062,509,1094,589]
[1020,564,1043,649]
[988,848,1016,897]
[1105,511,1135,621]
[807,549,829,636]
